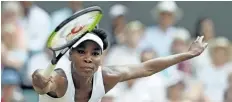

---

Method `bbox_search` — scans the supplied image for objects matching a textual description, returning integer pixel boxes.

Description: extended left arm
[103,36,207,85]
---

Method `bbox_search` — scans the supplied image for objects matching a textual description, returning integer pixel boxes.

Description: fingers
[199,36,204,43]
[195,36,205,43]
[203,43,208,48]
[195,36,200,42]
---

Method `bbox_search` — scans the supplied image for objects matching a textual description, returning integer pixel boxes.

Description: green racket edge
[46,13,103,49]
[88,13,103,31]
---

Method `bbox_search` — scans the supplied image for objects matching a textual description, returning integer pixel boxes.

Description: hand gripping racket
[43,6,103,77]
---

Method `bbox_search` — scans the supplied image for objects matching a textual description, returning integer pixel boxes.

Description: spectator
[191,17,216,77]
[117,48,166,102]
[19,1,51,86]
[194,17,215,42]
[104,20,144,66]
[138,1,183,57]
[196,37,232,102]
[140,48,158,63]
[166,80,186,102]
[1,1,27,102]
[108,4,128,47]
[209,37,232,71]
[171,27,192,75]
[183,80,210,102]
[138,1,183,81]
[51,1,83,30]
[103,21,144,102]
[19,1,51,57]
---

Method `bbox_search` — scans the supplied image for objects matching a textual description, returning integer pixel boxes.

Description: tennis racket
[43,6,103,77]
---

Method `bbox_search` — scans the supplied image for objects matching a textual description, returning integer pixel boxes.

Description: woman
[196,37,232,102]
[191,17,216,77]
[32,28,208,102]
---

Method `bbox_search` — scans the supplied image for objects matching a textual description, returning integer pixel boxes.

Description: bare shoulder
[54,68,67,78]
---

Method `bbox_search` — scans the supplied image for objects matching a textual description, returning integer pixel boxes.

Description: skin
[211,47,230,67]
[68,1,83,13]
[201,19,215,41]
[32,36,207,102]
[159,11,175,31]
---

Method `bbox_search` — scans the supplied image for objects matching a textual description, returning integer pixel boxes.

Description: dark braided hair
[91,28,109,50]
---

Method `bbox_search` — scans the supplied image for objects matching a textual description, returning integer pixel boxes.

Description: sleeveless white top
[39,58,106,102]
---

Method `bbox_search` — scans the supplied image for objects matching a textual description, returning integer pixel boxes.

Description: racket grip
[43,64,56,78]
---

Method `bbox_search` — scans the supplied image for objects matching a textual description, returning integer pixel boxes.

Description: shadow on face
[159,12,175,28]
[70,40,102,77]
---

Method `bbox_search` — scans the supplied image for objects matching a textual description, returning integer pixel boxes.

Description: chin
[81,72,94,77]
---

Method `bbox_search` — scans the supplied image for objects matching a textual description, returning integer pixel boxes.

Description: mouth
[81,67,93,71]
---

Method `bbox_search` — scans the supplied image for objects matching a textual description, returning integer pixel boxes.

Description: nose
[84,56,92,63]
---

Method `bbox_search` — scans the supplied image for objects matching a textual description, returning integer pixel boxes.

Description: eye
[77,49,85,54]
[92,52,100,56]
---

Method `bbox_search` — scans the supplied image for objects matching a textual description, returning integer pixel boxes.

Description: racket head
[47,6,103,51]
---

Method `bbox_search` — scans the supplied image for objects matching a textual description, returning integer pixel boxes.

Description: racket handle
[43,64,56,78]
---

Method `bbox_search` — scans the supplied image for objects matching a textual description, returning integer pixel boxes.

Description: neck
[159,24,169,32]
[72,64,93,89]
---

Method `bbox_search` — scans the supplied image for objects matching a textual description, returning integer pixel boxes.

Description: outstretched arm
[103,36,207,91]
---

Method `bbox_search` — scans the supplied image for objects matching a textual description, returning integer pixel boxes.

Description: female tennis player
[32,29,208,102]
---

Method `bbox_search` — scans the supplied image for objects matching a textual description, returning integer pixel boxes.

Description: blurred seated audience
[19,1,51,57]
[166,80,186,102]
[191,17,216,77]
[196,37,232,102]
[138,1,184,83]
[1,1,28,102]
[102,21,144,102]
[171,27,192,76]
[108,4,128,47]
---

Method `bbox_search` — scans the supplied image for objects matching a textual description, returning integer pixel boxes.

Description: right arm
[32,68,68,97]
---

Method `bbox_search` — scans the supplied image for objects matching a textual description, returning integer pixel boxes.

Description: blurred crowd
[1,1,232,102]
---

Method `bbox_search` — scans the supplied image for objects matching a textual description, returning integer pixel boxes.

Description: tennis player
[32,29,208,102]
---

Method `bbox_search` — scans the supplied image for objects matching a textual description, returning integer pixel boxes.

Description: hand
[32,69,53,93]
[188,36,208,57]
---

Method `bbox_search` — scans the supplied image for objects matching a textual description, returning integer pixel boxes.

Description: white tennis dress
[39,57,106,102]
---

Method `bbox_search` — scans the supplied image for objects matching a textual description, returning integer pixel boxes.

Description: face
[159,12,175,28]
[201,19,215,40]
[125,28,143,48]
[141,50,156,62]
[70,41,102,77]
[69,1,82,12]
[167,85,183,101]
[171,39,188,54]
[211,47,230,66]
[113,16,126,35]
[20,1,32,9]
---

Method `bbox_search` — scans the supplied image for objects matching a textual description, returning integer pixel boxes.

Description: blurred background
[1,1,232,102]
